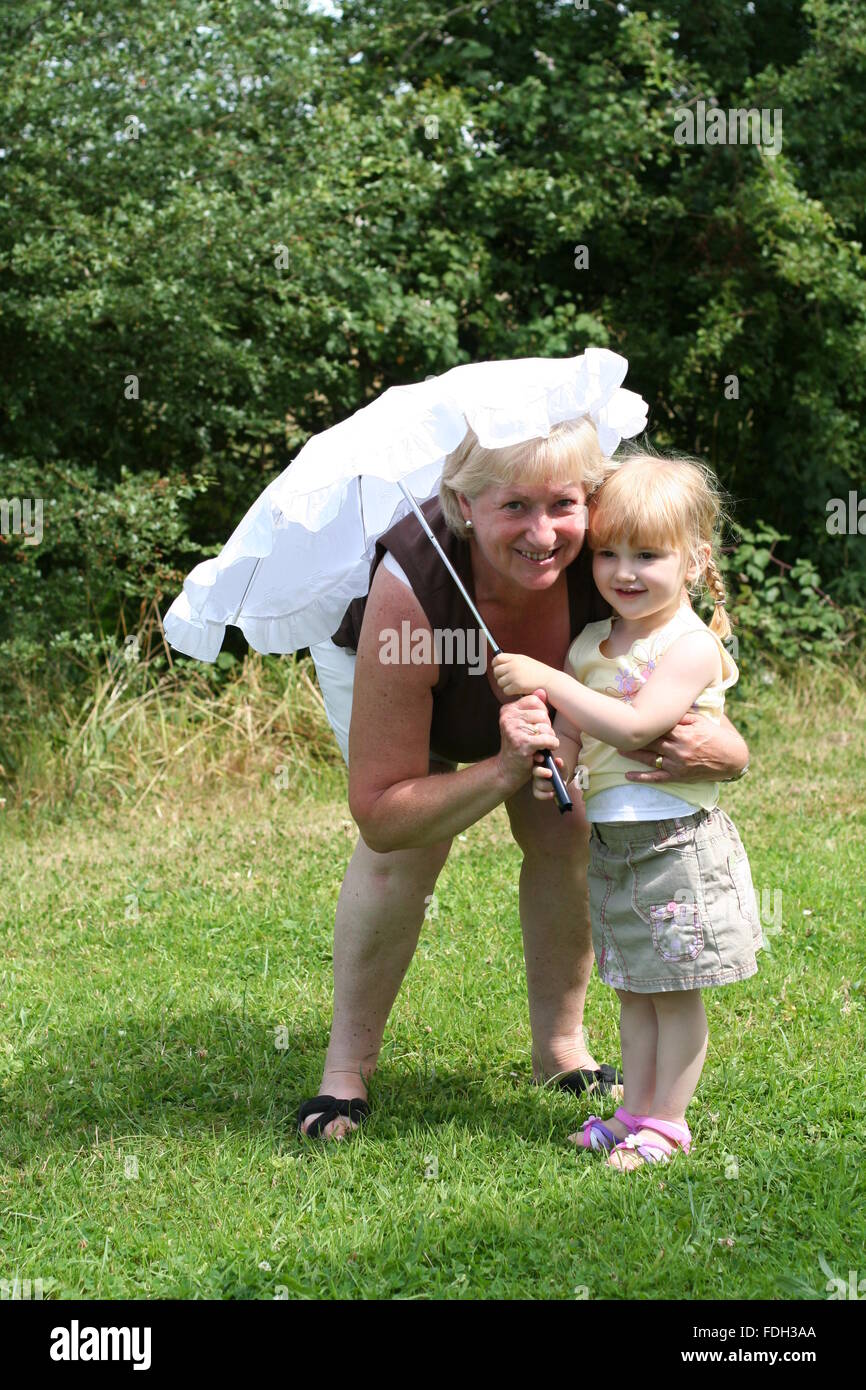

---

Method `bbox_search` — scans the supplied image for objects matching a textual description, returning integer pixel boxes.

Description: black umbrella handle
[542,750,573,814]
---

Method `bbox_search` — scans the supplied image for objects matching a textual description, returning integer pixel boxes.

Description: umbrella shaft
[397,483,500,654]
[398,483,571,813]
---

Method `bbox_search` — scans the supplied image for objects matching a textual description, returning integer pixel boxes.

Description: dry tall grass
[1,636,342,822]
[2,609,863,832]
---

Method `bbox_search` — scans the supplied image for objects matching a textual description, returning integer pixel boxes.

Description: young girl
[492,451,762,1171]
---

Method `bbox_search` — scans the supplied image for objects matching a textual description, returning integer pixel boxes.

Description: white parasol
[162,347,648,664]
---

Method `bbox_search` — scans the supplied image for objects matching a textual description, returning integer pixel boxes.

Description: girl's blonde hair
[439,415,608,537]
[587,444,732,640]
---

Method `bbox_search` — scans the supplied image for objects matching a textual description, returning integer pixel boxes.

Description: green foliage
[1,0,865,725]
[0,456,211,722]
[718,521,855,668]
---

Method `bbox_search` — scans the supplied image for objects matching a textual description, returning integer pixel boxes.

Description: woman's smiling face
[459,480,588,590]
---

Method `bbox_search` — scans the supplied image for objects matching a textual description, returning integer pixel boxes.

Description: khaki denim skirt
[587,806,763,993]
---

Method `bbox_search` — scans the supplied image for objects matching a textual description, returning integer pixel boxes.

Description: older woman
[300,417,748,1138]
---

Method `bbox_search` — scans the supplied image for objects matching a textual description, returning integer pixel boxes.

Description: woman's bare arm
[347,566,557,852]
[622,708,749,783]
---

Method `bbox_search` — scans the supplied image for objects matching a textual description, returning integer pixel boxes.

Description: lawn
[1,661,863,1300]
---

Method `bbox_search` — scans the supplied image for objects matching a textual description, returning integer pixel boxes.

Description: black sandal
[555,1064,623,1097]
[297,1094,370,1139]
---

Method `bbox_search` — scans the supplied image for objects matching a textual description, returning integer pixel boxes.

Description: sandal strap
[611,1134,670,1165]
[297,1094,370,1137]
[632,1116,691,1153]
[583,1106,642,1151]
[582,1116,618,1150]
[633,1141,670,1164]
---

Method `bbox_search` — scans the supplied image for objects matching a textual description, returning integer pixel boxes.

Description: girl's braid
[704,555,732,641]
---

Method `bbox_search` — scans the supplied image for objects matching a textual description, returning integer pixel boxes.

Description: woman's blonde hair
[439,415,608,537]
[587,444,733,640]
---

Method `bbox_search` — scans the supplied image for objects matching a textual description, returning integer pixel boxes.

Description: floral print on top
[605,631,701,709]
[608,656,655,703]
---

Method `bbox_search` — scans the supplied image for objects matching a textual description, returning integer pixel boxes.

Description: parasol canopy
[162,348,648,663]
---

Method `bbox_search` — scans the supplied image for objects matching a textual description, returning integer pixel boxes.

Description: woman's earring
[465,519,474,531]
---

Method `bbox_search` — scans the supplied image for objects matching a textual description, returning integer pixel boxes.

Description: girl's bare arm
[493,632,721,752]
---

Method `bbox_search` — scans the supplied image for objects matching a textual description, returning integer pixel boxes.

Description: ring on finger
[655,754,663,769]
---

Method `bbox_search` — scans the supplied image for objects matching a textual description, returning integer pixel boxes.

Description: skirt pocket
[628,837,707,964]
[727,845,761,928]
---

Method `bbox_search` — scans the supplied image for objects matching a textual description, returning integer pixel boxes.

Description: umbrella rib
[230,556,263,628]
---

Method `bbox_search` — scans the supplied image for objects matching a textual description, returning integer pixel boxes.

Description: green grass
[1,662,864,1299]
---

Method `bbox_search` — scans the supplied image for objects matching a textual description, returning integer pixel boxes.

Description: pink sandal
[580,1107,642,1152]
[607,1116,692,1169]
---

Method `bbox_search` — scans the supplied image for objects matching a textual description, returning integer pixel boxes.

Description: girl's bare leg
[569,989,656,1144]
[648,989,708,1121]
[608,990,708,1170]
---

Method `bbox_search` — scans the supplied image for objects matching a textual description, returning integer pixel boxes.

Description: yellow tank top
[566,604,739,812]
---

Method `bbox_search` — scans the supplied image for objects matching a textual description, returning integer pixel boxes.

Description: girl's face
[592,538,693,623]
[458,480,588,592]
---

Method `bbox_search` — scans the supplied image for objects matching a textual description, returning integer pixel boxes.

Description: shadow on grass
[2,1013,601,1153]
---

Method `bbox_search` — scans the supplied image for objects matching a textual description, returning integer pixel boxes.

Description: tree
[1,0,863,717]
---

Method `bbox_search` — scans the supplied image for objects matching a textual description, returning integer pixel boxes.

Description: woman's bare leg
[504,780,617,1087]
[300,809,452,1139]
